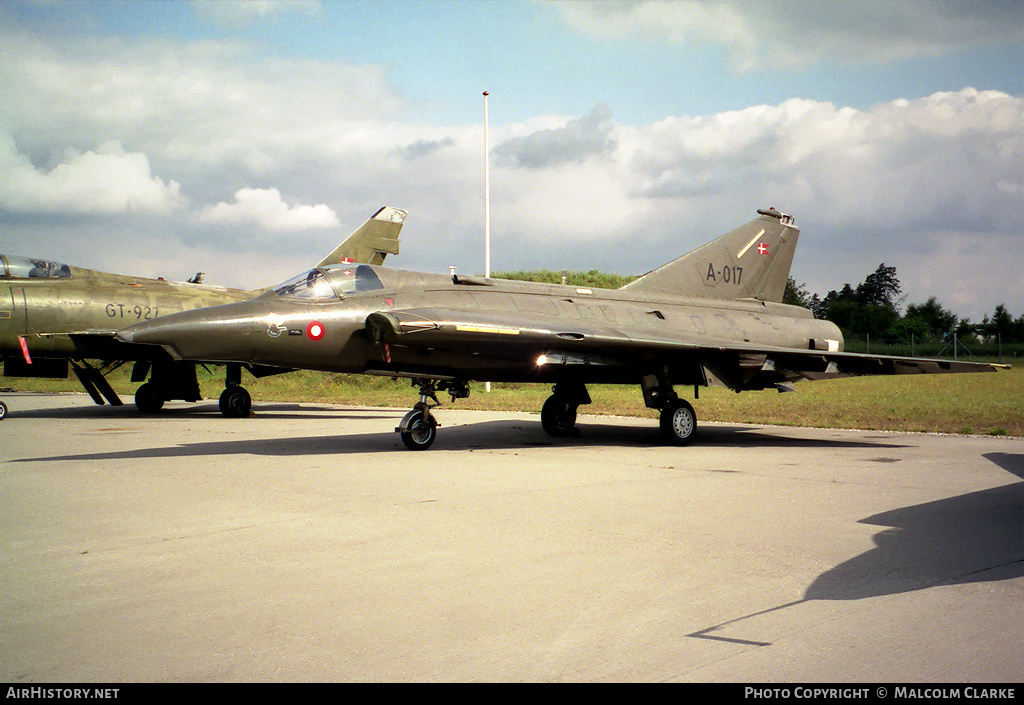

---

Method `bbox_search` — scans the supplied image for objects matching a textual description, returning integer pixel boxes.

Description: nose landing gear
[396,378,470,450]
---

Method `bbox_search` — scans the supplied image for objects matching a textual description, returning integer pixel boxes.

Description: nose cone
[117,303,257,362]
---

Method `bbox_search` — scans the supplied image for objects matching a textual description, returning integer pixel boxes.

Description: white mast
[483,90,490,278]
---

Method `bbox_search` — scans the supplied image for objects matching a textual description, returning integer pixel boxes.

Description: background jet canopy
[1,255,71,279]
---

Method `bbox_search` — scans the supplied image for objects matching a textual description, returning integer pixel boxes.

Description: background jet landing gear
[134,382,164,414]
[540,382,590,438]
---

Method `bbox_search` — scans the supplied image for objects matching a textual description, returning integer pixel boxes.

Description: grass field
[4,362,1021,437]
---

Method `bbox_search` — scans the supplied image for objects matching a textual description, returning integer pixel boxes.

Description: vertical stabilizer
[318,206,407,267]
[620,208,799,302]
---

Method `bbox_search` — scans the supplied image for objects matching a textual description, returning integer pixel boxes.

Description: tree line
[784,264,1023,357]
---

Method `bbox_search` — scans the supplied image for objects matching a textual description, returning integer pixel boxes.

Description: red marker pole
[18,336,32,364]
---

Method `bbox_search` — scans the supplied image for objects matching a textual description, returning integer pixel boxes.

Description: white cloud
[0,134,186,216]
[198,187,340,232]
[555,1,1024,71]
[0,29,408,180]
[616,88,1024,235]
[191,0,321,30]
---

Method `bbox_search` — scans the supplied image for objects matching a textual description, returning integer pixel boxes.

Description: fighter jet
[117,208,1005,448]
[1,206,405,416]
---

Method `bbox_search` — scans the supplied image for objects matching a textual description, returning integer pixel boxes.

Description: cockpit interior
[0,255,72,279]
[272,264,384,301]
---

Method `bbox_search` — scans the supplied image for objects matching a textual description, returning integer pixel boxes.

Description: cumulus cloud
[0,29,408,183]
[494,104,617,168]
[0,134,186,216]
[615,88,1024,234]
[198,187,340,231]
[555,0,1024,71]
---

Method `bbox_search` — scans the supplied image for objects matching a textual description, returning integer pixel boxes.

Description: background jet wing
[364,306,1005,390]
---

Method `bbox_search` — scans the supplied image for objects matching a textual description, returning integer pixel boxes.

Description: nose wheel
[398,406,438,450]
[396,379,451,450]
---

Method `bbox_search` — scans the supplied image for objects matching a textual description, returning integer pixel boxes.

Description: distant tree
[856,263,904,310]
[980,304,1017,343]
[819,265,903,338]
[783,277,812,308]
[902,297,957,341]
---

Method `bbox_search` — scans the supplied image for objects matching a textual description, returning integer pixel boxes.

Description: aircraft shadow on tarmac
[14,416,921,464]
[689,453,1022,646]
[804,479,1023,602]
[2,399,400,422]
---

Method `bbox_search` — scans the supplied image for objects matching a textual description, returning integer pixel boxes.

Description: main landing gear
[540,381,591,438]
[659,397,697,445]
[642,373,698,445]
[396,379,470,450]
[539,380,698,445]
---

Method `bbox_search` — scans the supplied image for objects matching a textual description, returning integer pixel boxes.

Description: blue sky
[2,0,1023,320]
[63,0,1024,123]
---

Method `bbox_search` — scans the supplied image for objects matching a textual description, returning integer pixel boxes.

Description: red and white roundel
[306,320,325,341]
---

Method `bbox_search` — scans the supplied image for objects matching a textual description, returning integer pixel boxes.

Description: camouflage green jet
[116,208,1005,449]
[1,206,405,417]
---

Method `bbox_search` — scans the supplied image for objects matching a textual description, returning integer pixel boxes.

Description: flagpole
[483,91,490,278]
[484,91,491,393]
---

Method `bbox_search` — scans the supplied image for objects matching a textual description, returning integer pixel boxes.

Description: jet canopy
[1,255,71,279]
[272,263,384,301]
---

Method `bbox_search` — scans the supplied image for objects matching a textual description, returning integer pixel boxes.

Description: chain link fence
[843,336,1021,362]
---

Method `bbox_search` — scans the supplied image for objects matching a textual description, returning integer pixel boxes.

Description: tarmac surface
[1,392,1021,682]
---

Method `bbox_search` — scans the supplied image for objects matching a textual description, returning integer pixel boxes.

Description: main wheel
[0,401,7,420]
[219,385,252,418]
[134,383,164,414]
[541,395,578,437]
[400,408,437,450]
[660,398,697,445]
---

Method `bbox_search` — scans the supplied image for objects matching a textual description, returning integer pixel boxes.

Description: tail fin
[317,206,407,267]
[620,208,799,302]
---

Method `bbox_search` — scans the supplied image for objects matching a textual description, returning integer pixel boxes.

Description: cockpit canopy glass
[0,255,72,279]
[273,264,384,301]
